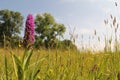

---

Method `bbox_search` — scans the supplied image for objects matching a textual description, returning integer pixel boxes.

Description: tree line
[0,9,77,49]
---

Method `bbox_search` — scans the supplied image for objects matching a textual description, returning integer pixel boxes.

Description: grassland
[0,48,120,80]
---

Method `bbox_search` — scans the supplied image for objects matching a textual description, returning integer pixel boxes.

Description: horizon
[0,0,120,50]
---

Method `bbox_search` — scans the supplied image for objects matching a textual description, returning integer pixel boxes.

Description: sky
[0,0,120,50]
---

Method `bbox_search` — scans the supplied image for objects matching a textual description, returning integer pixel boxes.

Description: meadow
[0,2,120,80]
[0,48,120,80]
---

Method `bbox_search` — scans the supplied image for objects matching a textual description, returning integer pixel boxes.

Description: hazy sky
[0,0,119,49]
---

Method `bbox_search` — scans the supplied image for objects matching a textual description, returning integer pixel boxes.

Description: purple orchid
[23,14,35,48]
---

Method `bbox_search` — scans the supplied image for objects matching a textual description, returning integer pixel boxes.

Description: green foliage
[0,9,23,46]
[35,13,66,48]
[57,39,77,50]
[34,35,44,48]
[12,54,23,80]
[9,49,40,80]
[0,10,76,49]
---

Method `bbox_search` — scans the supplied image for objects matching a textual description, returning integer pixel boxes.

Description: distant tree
[35,13,66,48]
[58,39,77,50]
[0,9,23,46]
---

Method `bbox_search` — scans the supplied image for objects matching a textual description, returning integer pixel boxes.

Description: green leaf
[32,69,40,80]
[12,54,23,80]
[23,50,33,71]
[22,49,28,63]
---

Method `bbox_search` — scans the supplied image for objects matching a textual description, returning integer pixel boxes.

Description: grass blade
[12,54,23,80]
[23,50,33,71]
[4,55,8,80]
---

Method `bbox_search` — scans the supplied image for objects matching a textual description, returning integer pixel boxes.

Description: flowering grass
[0,48,120,80]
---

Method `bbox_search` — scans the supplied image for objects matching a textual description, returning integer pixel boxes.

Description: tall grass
[1,49,43,80]
[0,48,120,80]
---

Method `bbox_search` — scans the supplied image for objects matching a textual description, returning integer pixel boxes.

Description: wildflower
[23,14,35,48]
[48,68,54,76]
[38,50,40,52]
[18,44,21,48]
[49,69,53,73]
[87,48,92,52]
